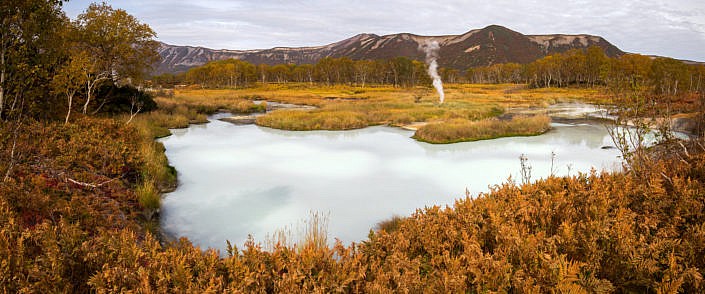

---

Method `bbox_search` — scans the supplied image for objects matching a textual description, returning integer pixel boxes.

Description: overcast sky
[63,0,705,61]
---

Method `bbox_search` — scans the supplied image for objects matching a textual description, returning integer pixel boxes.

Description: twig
[125,96,142,125]
[678,141,690,158]
[90,99,108,115]
[660,172,674,186]
[65,174,124,189]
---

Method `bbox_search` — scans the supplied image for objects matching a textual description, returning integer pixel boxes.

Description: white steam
[420,40,445,104]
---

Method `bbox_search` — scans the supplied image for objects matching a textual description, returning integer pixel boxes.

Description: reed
[265,211,330,252]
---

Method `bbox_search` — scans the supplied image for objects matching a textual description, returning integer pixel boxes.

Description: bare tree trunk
[3,120,20,182]
[0,33,5,119]
[66,92,73,124]
[83,73,107,114]
[125,96,142,125]
[4,95,24,182]
[83,75,93,114]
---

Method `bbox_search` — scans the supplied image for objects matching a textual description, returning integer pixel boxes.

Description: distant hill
[155,25,624,74]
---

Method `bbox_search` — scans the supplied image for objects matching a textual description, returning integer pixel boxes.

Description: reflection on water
[160,114,621,251]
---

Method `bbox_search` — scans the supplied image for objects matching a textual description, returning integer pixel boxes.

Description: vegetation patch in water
[413,115,552,144]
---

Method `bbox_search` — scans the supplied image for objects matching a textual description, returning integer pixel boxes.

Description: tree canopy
[0,1,160,121]
[74,2,159,84]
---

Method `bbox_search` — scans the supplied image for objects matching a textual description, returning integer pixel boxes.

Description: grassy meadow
[159,83,604,141]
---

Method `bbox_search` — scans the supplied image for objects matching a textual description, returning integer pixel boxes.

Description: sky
[63,0,705,62]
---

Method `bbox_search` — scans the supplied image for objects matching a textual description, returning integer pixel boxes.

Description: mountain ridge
[155,25,624,74]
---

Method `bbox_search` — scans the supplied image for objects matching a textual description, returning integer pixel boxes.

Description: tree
[74,2,159,113]
[0,0,68,120]
[53,51,88,124]
[269,64,291,83]
[649,57,690,96]
[585,46,608,86]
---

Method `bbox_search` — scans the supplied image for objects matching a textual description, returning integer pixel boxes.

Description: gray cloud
[63,0,705,61]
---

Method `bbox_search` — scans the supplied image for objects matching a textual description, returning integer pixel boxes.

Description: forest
[2,0,705,292]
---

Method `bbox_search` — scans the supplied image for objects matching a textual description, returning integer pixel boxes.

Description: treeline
[153,57,461,88]
[468,47,705,95]
[154,46,705,97]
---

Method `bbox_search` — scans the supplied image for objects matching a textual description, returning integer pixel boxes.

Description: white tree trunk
[0,34,5,119]
[83,73,108,114]
[66,91,75,124]
[82,82,91,114]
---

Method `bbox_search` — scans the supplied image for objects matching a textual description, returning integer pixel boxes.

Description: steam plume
[420,40,445,104]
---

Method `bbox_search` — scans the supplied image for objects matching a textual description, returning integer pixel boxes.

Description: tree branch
[64,174,125,189]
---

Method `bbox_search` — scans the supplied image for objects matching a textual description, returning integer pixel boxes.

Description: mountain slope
[155,25,624,74]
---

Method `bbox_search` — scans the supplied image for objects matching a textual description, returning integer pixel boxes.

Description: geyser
[420,40,445,104]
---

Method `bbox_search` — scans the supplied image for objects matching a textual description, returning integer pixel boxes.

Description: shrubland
[3,115,705,292]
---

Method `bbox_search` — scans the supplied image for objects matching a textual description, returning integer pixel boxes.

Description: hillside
[156,25,624,74]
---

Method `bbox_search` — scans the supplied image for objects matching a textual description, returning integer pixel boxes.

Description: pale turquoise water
[160,113,621,251]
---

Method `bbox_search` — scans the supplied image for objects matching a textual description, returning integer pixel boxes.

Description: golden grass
[157,92,266,114]
[265,211,330,252]
[413,115,552,144]
[256,109,368,130]
[172,83,602,112]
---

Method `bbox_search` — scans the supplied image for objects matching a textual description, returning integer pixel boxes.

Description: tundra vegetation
[2,1,705,293]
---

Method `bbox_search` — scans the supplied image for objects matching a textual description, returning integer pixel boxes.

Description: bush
[94,83,158,114]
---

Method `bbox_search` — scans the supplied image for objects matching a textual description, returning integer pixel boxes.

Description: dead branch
[678,141,691,158]
[125,96,142,125]
[90,99,108,115]
[64,174,125,189]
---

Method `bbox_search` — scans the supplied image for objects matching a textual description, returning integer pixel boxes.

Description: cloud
[62,0,705,61]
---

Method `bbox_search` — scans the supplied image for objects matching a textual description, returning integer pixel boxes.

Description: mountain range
[155,25,624,74]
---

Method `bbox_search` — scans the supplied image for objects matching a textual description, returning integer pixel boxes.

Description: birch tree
[74,2,159,113]
[52,51,88,124]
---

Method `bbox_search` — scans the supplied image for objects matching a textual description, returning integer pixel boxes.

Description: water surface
[160,113,621,250]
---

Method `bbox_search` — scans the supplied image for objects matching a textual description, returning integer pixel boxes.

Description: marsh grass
[256,110,369,130]
[164,90,272,113]
[136,180,160,211]
[265,212,330,252]
[414,115,552,144]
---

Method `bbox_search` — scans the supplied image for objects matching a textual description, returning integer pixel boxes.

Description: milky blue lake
[160,113,621,251]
